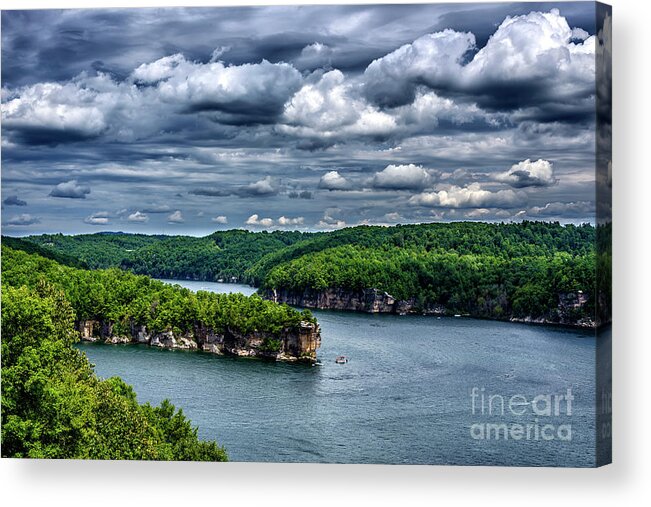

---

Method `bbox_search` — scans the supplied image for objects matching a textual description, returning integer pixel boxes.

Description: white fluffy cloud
[372,164,432,190]
[49,180,91,199]
[84,211,110,225]
[294,42,334,70]
[316,207,347,229]
[495,159,557,188]
[245,214,274,227]
[154,56,302,119]
[363,9,595,110]
[238,176,278,197]
[409,183,525,208]
[167,210,184,223]
[132,54,186,84]
[2,81,109,143]
[318,170,352,191]
[364,29,474,106]
[527,200,594,217]
[280,70,397,140]
[128,211,149,223]
[463,9,595,101]
[277,216,305,226]
[3,213,41,226]
[211,215,228,224]
[245,214,303,228]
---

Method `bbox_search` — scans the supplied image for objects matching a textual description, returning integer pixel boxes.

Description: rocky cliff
[265,287,444,315]
[77,319,321,363]
[263,287,595,328]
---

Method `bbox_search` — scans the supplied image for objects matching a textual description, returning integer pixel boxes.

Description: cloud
[167,210,184,223]
[49,180,91,199]
[3,213,40,226]
[2,82,108,144]
[245,214,274,228]
[189,188,233,197]
[3,195,27,206]
[153,56,303,123]
[245,214,304,228]
[131,54,186,84]
[363,29,475,107]
[495,159,557,188]
[462,9,596,110]
[316,207,347,229]
[277,216,305,226]
[280,69,397,142]
[0,6,600,232]
[288,190,313,199]
[236,176,278,197]
[211,215,228,224]
[318,170,352,191]
[362,9,595,113]
[372,164,432,190]
[140,204,171,213]
[527,200,594,217]
[294,42,334,70]
[127,211,149,223]
[409,183,525,208]
[84,211,110,225]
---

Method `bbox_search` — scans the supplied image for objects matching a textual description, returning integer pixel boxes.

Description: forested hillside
[8,221,601,325]
[1,252,229,460]
[2,246,314,338]
[1,244,324,458]
[253,222,598,324]
[16,230,308,283]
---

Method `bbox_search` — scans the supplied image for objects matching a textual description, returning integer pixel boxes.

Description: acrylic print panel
[0,2,612,467]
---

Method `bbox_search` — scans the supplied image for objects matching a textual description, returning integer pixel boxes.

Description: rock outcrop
[265,287,445,315]
[76,319,321,363]
[264,287,595,328]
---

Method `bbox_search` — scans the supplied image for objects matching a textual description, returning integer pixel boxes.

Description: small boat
[454,314,461,318]
[335,355,348,364]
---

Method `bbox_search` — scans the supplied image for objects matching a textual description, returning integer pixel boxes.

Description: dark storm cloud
[139,204,172,214]
[189,188,233,198]
[3,195,27,206]
[288,190,313,200]
[7,127,103,146]
[0,3,600,234]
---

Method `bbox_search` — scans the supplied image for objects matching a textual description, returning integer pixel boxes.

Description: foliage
[10,221,599,322]
[1,283,227,460]
[1,236,88,269]
[254,222,597,321]
[19,229,308,283]
[2,246,314,337]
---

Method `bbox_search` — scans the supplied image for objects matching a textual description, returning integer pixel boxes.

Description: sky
[1,2,610,236]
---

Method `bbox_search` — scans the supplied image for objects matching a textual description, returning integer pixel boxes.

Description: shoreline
[158,279,600,331]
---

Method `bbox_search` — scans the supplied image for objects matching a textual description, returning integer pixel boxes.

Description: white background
[1,0,649,505]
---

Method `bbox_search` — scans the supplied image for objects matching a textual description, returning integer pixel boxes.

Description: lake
[78,280,597,466]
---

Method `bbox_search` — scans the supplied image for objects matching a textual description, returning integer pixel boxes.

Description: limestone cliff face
[265,287,445,315]
[264,287,595,328]
[76,319,321,363]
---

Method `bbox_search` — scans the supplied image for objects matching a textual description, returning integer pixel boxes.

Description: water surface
[79,280,596,466]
